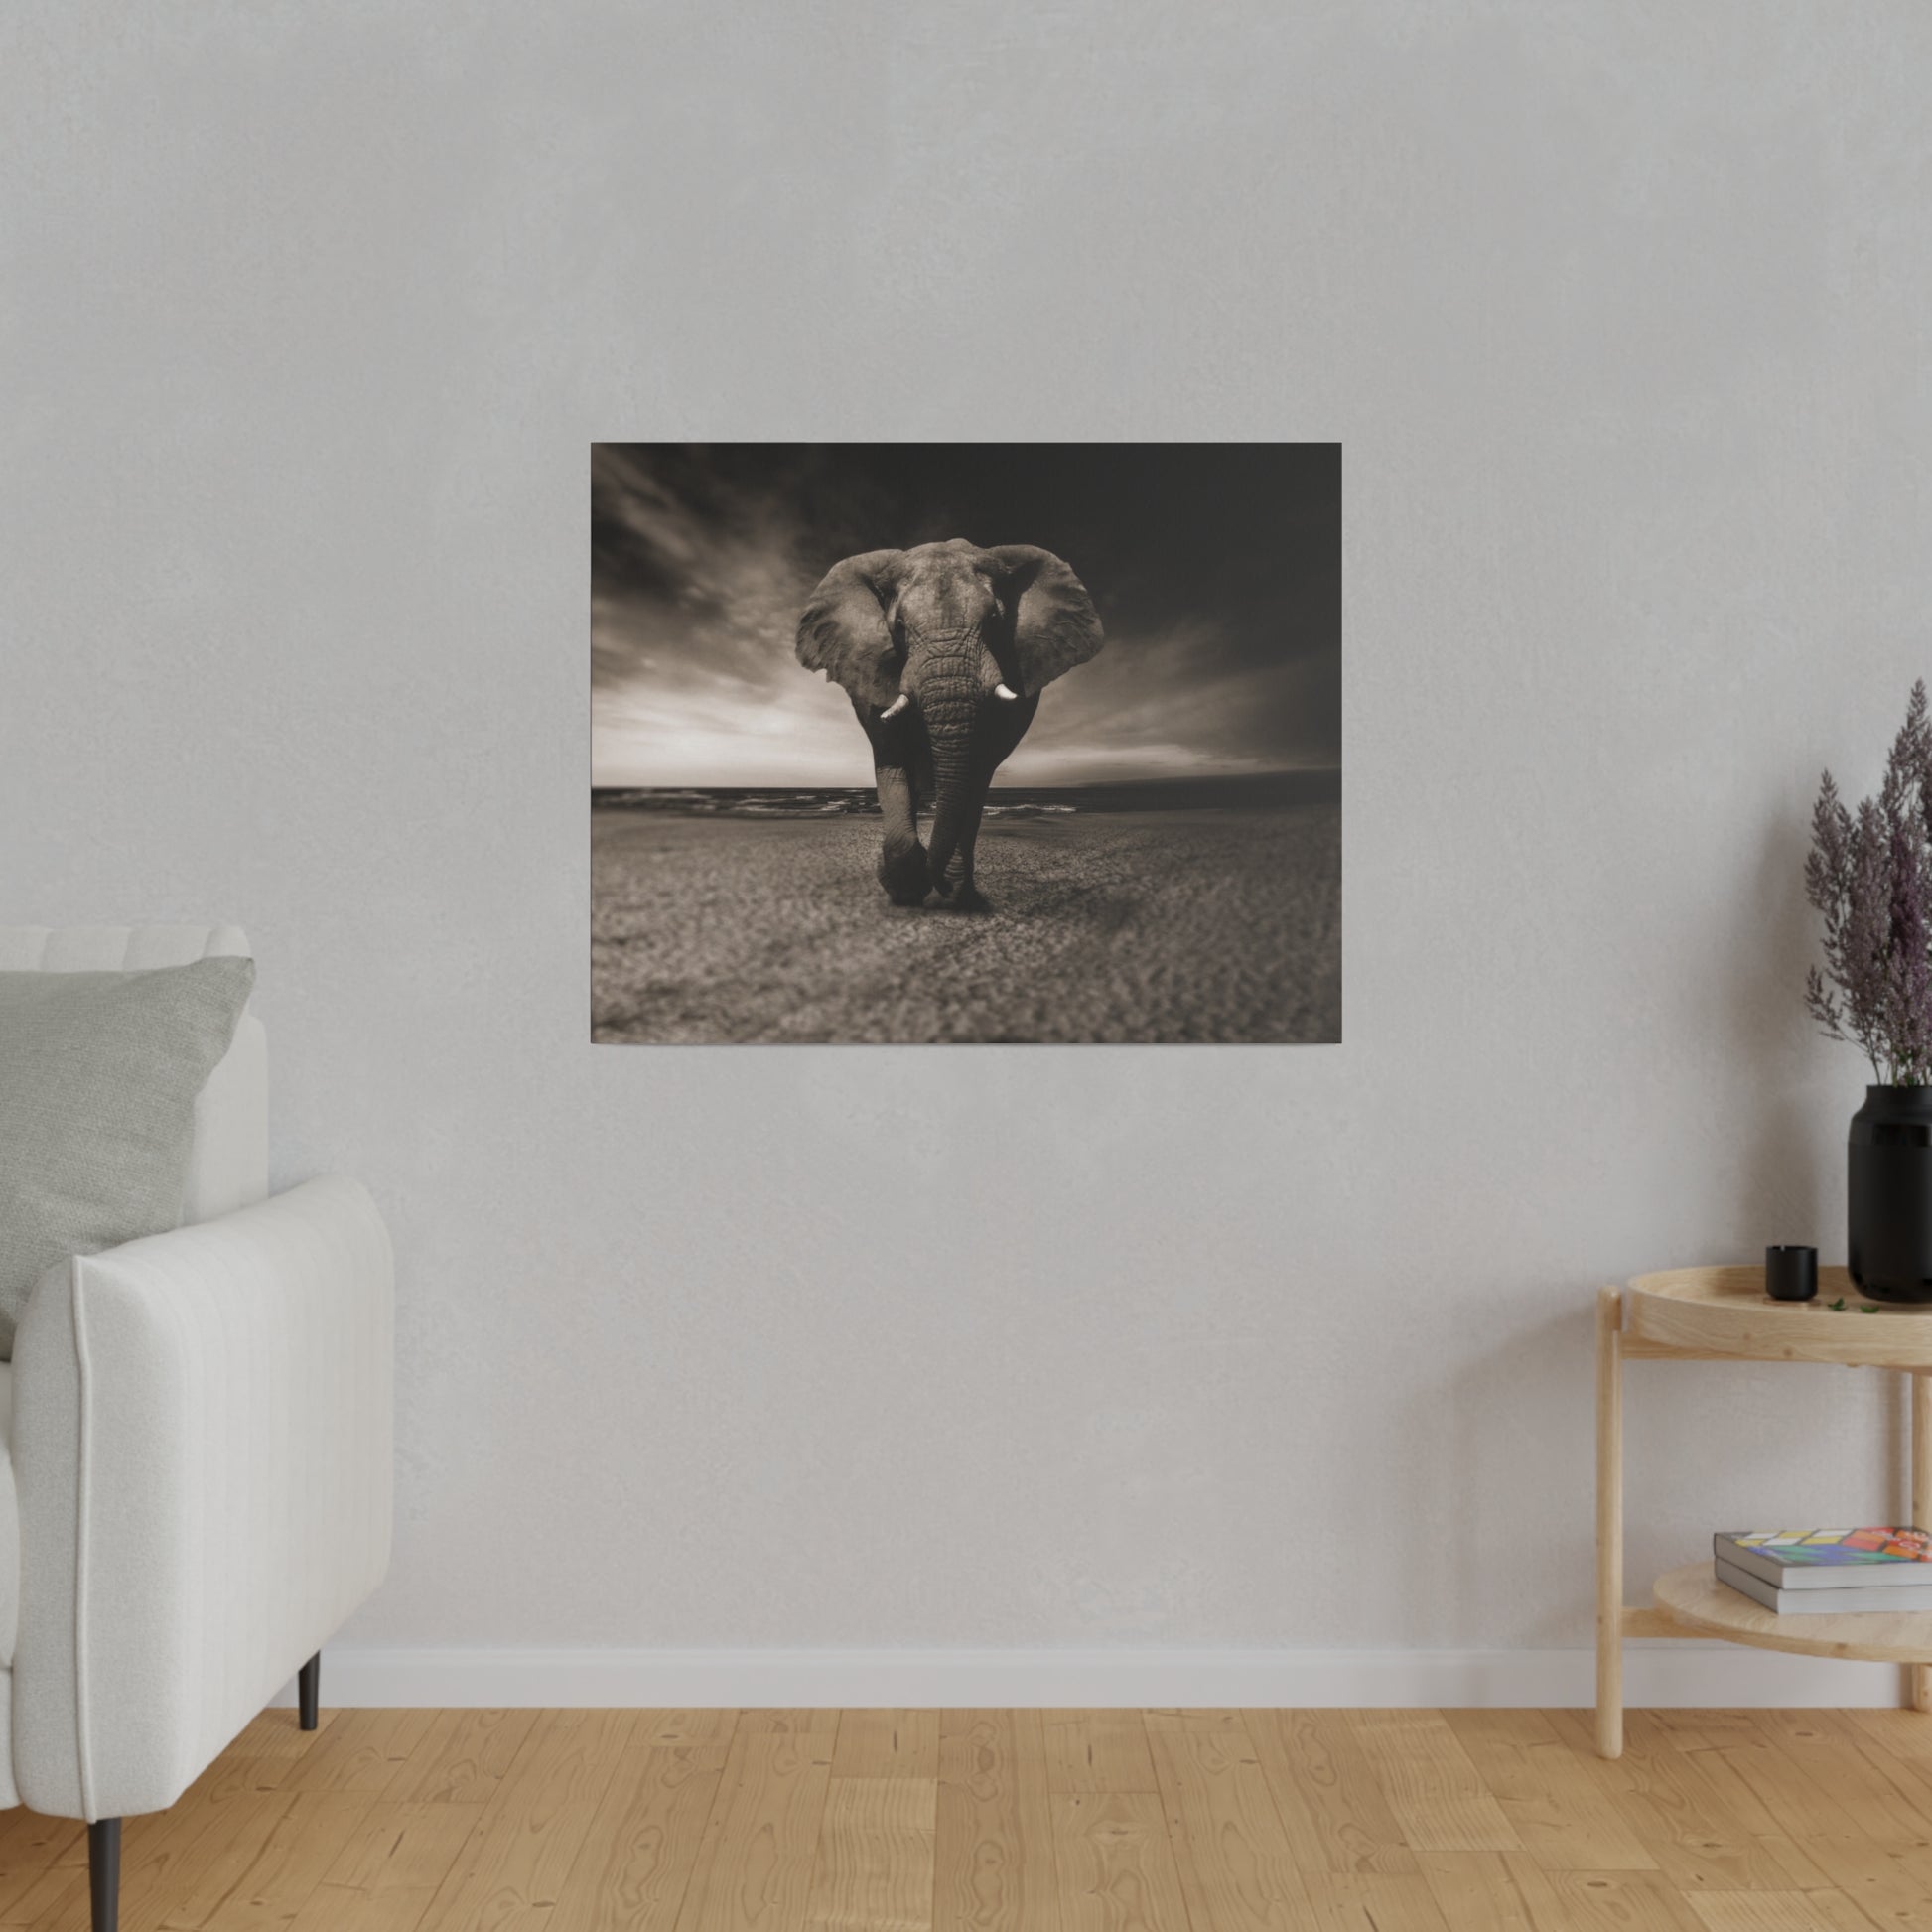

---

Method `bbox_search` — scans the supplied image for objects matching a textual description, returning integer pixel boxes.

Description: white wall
[6,1,1932,1699]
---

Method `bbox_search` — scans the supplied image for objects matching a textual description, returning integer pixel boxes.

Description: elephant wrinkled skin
[795,539,1105,908]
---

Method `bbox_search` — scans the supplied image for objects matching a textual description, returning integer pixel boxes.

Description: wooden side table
[1596,1266,1932,1759]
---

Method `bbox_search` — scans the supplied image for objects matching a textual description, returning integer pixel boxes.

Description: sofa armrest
[10,1176,393,1820]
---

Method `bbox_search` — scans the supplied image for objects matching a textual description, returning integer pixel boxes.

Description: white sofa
[0,925,393,1932]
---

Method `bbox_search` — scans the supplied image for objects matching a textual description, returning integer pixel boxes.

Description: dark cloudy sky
[592,444,1340,788]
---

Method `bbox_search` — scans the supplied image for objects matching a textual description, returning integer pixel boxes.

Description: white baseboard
[273,1643,1914,1710]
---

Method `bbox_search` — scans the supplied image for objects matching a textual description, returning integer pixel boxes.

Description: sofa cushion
[0,1357,14,1810]
[0,928,267,1229]
[0,958,255,1357]
[0,1362,14,1668]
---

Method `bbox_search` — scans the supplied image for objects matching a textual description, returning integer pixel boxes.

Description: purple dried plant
[1807,681,1932,1084]
[1883,813,1932,1077]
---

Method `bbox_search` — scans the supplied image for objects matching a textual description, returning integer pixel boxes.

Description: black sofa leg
[84,1658,317,1930]
[298,1651,321,1731]
[89,1818,120,1932]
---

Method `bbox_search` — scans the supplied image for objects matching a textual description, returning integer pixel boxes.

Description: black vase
[1849,1085,1932,1303]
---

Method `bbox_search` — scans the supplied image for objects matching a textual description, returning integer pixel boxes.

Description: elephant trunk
[910,640,983,896]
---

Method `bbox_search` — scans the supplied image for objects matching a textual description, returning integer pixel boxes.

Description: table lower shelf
[1648,1562,1932,1664]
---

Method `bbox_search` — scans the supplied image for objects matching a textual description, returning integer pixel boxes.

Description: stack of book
[1716,1528,1932,1613]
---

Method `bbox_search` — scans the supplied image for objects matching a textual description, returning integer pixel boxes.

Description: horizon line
[591,764,1341,792]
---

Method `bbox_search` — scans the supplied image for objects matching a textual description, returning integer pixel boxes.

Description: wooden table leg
[1914,1371,1932,1715]
[1597,1286,1624,1758]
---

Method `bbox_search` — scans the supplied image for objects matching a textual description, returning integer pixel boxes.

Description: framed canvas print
[592,443,1340,1044]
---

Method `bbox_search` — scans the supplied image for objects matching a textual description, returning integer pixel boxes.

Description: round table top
[1653,1561,1932,1662]
[1625,1265,1932,1367]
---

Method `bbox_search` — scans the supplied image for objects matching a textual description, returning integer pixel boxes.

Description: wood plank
[186,1752,294,1807]
[130,1793,296,1932]
[1344,1712,1521,1855]
[1686,1734,1874,1843]
[1749,1839,1843,1894]
[1543,1710,1816,1894]
[1748,1710,1932,1839]
[31,1705,1932,1932]
[1835,1711,1932,1839]
[194,1790,374,1930]
[0,1814,83,1923]
[675,1727,833,1932]
[11,1863,94,1932]
[1298,1871,1452,1931]
[1050,1793,1187,1932]
[1535,1869,1709,1931]
[9,1869,89,1931]
[1685,1891,1875,1931]
[1653,1758,1783,1852]
[286,1802,486,1932]
[415,1709,634,1931]
[548,1744,728,1932]
[1442,1709,1653,1869]
[1145,1711,1311,1930]
[1637,1712,1770,1755]
[740,1711,842,1735]
[384,1710,539,1804]
[933,1711,1061,1932]
[271,1710,442,1796]
[804,1777,935,1931]
[1415,1851,1556,1932]
[1796,1836,1932,1932]
[645,1713,742,1748]
[1844,1704,1932,1766]
[228,1710,336,1761]
[1595,1723,1837,1892]
[1039,1716,1155,1795]
[832,1714,940,1782]
[1140,1709,1246,1736]
[1245,1709,1417,1875]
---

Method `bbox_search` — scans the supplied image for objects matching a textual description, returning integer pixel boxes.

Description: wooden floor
[6,1708,1932,1929]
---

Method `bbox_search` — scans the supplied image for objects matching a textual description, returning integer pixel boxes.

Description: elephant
[795,539,1105,908]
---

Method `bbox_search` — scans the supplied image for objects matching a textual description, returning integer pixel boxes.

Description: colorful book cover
[1721,1528,1932,1568]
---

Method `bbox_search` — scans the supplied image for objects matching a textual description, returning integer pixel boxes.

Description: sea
[591,769,1339,820]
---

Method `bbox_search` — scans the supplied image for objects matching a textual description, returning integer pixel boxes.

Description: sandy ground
[591,804,1341,1044]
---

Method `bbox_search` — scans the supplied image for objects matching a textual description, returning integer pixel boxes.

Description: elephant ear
[987,546,1104,695]
[796,550,906,710]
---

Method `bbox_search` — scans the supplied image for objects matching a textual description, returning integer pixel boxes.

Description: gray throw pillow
[0,956,256,1356]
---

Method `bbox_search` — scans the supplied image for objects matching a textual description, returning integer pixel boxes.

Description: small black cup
[1765,1245,1818,1302]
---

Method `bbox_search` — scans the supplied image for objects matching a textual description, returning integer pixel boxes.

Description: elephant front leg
[933,777,992,910]
[874,764,929,905]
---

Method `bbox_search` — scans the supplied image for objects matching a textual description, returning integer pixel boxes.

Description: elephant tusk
[879,693,910,719]
[993,682,1020,701]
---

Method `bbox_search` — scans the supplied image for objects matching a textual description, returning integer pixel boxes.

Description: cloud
[1018,615,1339,781]
[591,446,1340,786]
[592,447,860,783]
